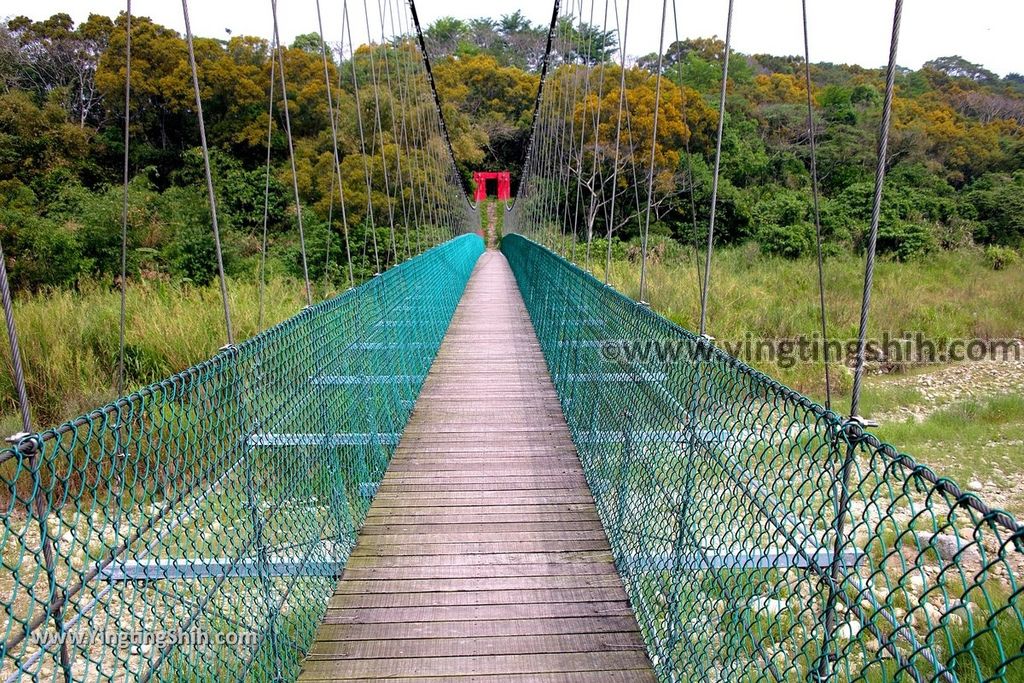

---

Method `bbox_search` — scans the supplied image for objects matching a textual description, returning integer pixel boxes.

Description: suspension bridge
[1,0,1022,682]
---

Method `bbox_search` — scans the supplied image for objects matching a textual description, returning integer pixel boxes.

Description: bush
[876,220,937,261]
[968,172,1024,246]
[0,210,86,290]
[757,221,816,258]
[984,245,1020,270]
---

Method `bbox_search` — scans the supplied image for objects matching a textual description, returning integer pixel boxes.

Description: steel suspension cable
[258,33,277,331]
[407,0,475,215]
[396,1,434,252]
[801,0,833,411]
[638,0,669,304]
[545,4,573,249]
[583,0,612,267]
[117,0,131,397]
[698,0,734,338]
[604,0,630,284]
[670,0,705,304]
[571,0,597,262]
[388,0,424,255]
[343,0,382,273]
[270,0,313,305]
[1,238,74,680]
[316,0,355,288]
[375,0,412,260]
[362,0,399,263]
[508,0,563,224]
[850,0,903,420]
[181,0,233,345]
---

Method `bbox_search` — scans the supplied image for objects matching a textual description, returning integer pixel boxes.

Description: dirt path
[485,202,497,249]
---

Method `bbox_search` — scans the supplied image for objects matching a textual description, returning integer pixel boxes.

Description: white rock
[836,619,862,640]
[967,480,984,492]
[69,552,85,571]
[748,597,787,617]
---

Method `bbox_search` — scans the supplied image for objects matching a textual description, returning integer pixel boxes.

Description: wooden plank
[299,652,652,679]
[298,251,651,681]
[358,521,606,534]
[343,551,615,569]
[360,512,602,525]
[352,541,613,557]
[313,615,645,641]
[356,530,610,544]
[334,575,624,592]
[328,587,628,609]
[303,672,655,683]
[338,563,618,581]
[307,632,646,658]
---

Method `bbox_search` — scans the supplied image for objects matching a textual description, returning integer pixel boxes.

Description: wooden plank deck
[297,250,655,682]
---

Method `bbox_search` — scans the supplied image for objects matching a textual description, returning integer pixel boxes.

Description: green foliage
[967,172,1024,246]
[757,221,816,258]
[984,244,1020,270]
[0,211,85,289]
[876,219,937,261]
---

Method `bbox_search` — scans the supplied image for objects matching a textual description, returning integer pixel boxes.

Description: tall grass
[0,278,310,433]
[5,245,1023,442]
[603,245,1024,403]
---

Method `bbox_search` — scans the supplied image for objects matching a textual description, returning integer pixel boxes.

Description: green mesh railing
[503,234,1024,683]
[0,234,483,683]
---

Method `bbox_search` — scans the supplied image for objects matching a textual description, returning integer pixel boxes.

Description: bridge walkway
[296,250,655,681]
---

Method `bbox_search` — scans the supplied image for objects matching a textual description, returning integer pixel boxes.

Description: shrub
[757,221,816,258]
[983,245,1020,270]
[876,220,936,261]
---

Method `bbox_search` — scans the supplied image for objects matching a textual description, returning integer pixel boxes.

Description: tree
[424,17,469,58]
[923,55,997,83]
[556,19,616,66]
[6,13,113,126]
[291,32,326,55]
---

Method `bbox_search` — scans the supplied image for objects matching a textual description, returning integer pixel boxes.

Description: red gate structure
[472,171,511,202]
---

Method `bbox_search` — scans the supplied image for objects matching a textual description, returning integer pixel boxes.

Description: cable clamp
[6,432,30,445]
[849,415,879,429]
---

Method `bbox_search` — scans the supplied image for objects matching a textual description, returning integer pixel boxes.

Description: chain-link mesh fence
[503,233,1024,683]
[0,234,483,683]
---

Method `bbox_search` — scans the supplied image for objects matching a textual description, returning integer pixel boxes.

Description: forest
[1,10,1024,426]
[1,10,1023,295]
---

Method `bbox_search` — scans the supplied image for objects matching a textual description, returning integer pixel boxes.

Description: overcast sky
[4,1,1021,77]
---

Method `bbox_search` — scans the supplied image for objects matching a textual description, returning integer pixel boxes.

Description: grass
[0,277,310,434]
[602,244,1024,403]
[874,394,1024,494]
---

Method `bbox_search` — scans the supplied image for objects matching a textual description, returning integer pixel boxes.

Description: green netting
[503,233,1024,683]
[0,234,483,682]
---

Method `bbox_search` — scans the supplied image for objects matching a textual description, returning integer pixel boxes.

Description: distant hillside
[0,12,1022,298]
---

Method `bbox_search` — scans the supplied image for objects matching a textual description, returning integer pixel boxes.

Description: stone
[836,619,862,640]
[925,532,980,564]
[748,597,787,617]
[967,480,984,492]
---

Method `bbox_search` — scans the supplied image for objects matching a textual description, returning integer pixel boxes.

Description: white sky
[3,1,1021,76]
